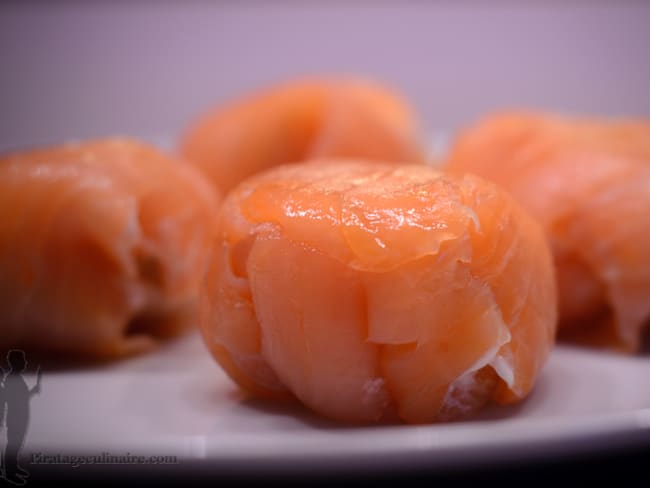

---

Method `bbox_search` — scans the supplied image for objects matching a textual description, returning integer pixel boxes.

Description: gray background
[1,1,649,151]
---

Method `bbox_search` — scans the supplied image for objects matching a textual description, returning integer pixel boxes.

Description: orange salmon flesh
[200,160,557,424]
[0,138,220,358]
[180,78,426,195]
[446,112,650,352]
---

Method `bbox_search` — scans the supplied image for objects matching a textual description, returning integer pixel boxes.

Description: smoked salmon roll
[180,78,425,195]
[200,161,557,424]
[0,138,220,358]
[446,112,650,351]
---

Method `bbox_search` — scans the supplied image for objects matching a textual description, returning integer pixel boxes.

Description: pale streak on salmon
[180,78,426,196]
[200,160,557,424]
[446,112,650,352]
[0,138,220,358]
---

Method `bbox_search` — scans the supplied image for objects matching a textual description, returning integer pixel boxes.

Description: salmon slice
[200,161,557,423]
[446,112,650,352]
[0,138,220,358]
[180,78,425,195]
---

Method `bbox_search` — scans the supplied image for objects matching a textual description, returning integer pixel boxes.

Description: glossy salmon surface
[200,160,557,423]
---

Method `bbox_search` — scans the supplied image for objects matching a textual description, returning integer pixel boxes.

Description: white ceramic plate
[20,330,650,474]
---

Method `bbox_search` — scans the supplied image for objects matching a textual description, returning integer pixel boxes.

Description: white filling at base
[440,323,515,415]
[490,353,515,389]
[361,377,390,408]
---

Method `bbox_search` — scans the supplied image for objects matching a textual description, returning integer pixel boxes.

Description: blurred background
[1,0,649,150]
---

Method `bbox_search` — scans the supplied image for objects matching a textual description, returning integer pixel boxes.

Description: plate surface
[19,330,650,474]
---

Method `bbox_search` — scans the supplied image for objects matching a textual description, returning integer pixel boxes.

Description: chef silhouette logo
[0,350,41,486]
